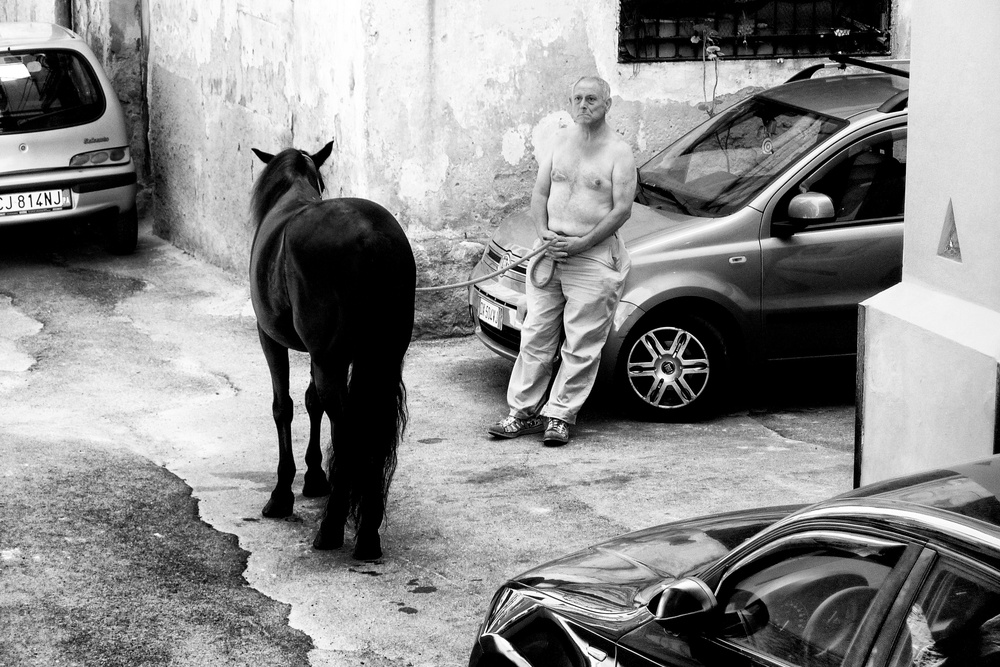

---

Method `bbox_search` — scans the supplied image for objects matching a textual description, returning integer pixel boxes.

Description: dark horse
[249,141,415,560]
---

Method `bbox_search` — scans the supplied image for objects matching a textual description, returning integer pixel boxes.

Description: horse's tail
[338,353,408,532]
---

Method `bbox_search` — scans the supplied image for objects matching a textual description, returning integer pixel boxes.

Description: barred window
[619,1,891,62]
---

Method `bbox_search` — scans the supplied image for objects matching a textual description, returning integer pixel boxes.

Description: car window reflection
[716,538,905,666]
[885,558,1000,667]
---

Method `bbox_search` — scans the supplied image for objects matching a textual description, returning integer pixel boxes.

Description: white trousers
[506,234,630,424]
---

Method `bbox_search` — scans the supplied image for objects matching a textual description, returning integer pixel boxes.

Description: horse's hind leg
[314,435,349,551]
[302,378,331,498]
[311,359,350,551]
[258,327,296,518]
[354,467,386,561]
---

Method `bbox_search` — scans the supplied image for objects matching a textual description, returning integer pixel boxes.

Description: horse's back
[283,198,415,293]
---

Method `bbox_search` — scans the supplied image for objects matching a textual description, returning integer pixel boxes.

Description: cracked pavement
[0,220,856,666]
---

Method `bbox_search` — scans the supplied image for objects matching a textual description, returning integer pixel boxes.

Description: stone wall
[72,0,149,213]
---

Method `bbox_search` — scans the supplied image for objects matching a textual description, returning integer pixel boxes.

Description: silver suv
[469,57,908,421]
[0,22,137,253]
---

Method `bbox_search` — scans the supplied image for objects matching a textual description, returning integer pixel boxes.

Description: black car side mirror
[651,577,717,631]
[717,596,770,640]
[773,192,836,238]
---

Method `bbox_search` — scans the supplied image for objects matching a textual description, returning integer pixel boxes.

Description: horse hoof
[313,527,344,551]
[262,492,294,518]
[352,538,382,561]
[302,471,331,498]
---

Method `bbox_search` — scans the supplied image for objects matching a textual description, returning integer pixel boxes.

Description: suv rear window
[0,49,105,134]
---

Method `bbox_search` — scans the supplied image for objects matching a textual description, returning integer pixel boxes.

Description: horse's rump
[283,198,415,347]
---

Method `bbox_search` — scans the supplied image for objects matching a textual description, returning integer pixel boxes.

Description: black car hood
[511,506,798,618]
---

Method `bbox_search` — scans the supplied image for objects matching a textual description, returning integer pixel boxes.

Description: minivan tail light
[69,147,130,167]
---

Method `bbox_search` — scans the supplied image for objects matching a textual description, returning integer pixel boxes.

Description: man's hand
[544,232,587,261]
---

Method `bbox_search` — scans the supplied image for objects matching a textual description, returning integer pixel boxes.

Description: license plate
[0,188,72,216]
[478,297,504,330]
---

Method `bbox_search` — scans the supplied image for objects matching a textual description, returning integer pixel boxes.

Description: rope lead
[415,240,556,293]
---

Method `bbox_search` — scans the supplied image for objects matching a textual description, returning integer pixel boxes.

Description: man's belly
[547,190,612,236]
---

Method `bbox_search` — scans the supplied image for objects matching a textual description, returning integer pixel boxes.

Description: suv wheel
[106,207,138,255]
[618,314,728,421]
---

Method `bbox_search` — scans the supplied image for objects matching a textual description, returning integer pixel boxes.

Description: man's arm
[552,143,636,258]
[530,143,555,242]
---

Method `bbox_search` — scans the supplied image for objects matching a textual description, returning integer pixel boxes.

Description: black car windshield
[638,97,846,217]
[0,49,105,134]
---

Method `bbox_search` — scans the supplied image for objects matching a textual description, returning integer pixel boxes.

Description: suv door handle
[729,256,747,264]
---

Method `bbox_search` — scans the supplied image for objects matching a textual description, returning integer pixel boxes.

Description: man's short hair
[571,76,611,101]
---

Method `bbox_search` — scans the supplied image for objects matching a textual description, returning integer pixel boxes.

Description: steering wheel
[802,586,878,666]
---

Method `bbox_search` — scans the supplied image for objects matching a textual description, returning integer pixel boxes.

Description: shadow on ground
[579,356,856,421]
[0,216,113,259]
[0,436,313,667]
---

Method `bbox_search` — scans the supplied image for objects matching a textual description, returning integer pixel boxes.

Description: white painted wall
[859,0,1000,483]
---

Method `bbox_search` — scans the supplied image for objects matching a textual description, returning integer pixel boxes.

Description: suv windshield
[638,97,846,217]
[0,49,105,134]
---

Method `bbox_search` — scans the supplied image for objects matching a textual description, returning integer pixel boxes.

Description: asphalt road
[0,220,856,666]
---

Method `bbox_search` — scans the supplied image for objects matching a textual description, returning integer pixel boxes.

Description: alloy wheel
[625,326,711,410]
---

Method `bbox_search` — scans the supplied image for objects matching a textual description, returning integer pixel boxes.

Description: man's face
[569,81,609,124]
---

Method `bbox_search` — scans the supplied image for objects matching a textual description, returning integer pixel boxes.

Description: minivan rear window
[0,49,105,134]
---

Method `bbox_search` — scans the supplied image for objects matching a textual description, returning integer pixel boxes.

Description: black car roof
[837,456,1000,533]
[760,72,909,120]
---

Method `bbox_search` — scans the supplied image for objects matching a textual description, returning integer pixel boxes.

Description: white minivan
[0,22,137,254]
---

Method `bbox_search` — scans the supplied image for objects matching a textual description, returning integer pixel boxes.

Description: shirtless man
[488,75,637,446]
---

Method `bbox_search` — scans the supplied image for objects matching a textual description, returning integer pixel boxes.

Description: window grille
[619,0,891,63]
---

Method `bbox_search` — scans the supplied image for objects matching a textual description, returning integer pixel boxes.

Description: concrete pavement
[0,221,855,665]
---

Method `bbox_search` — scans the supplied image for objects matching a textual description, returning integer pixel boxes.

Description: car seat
[836,145,905,221]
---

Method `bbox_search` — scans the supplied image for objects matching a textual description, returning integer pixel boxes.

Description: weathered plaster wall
[8,0,909,337]
[72,0,149,212]
[147,1,286,270]
[0,1,59,22]
[142,0,910,336]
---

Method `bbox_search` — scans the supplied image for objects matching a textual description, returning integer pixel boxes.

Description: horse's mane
[250,150,325,227]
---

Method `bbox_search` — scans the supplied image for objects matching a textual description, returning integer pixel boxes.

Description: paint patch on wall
[399,152,451,202]
[530,111,572,161]
[501,125,530,165]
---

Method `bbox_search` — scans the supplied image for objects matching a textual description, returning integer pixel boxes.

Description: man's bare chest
[550,151,614,193]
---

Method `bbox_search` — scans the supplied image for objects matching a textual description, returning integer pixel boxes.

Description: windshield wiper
[640,181,695,216]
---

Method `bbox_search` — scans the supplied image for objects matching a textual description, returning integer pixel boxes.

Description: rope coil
[415,240,555,293]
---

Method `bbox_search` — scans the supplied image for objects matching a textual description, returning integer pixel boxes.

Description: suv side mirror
[651,577,717,631]
[772,192,836,238]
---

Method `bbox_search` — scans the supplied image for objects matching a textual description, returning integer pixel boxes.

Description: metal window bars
[619,0,891,63]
